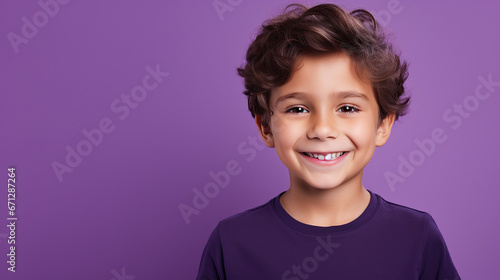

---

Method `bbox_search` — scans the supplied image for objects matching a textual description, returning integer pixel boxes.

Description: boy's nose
[307,112,339,140]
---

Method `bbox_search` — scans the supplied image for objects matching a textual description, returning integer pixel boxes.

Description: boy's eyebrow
[275,91,369,106]
[275,92,303,106]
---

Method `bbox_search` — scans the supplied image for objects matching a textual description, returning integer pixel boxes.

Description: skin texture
[255,52,395,226]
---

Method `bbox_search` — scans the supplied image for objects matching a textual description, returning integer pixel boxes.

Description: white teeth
[305,152,345,161]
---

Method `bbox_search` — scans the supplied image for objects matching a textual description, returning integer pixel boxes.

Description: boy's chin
[299,176,361,192]
[301,181,345,192]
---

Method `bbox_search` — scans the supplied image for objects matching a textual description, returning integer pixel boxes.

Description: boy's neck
[279,181,370,227]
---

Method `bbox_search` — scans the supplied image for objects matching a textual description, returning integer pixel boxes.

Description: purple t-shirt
[196,190,460,280]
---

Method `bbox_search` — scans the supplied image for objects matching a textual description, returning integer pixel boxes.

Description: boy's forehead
[270,53,374,104]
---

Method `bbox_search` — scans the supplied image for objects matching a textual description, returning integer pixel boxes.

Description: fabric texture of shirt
[196,190,460,280]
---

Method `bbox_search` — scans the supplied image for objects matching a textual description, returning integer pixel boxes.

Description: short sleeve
[196,224,226,280]
[419,214,460,280]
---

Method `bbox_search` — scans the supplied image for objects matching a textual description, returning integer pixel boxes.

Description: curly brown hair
[237,3,410,128]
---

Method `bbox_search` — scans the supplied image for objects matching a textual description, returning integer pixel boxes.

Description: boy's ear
[255,114,275,148]
[375,113,395,147]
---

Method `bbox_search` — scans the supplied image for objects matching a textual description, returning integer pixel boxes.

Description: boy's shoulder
[375,192,431,218]
[371,191,437,229]
[216,195,277,231]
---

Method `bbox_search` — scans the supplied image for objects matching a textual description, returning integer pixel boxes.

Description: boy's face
[256,52,395,191]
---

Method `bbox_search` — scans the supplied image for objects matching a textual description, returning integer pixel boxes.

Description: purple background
[1,0,499,279]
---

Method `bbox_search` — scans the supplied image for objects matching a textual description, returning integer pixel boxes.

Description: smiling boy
[197,3,460,279]
[265,52,390,228]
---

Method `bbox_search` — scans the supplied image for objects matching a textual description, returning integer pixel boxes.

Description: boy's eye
[286,107,309,114]
[337,105,359,113]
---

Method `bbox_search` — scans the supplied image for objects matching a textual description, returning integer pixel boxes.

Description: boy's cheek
[270,116,288,134]
[342,120,370,136]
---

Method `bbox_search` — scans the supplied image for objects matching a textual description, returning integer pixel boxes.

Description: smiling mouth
[302,152,346,161]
